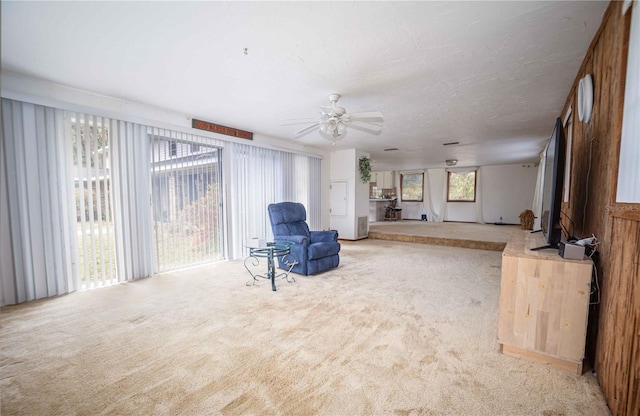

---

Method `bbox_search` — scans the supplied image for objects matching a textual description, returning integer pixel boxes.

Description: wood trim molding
[192,118,253,140]
[609,205,640,221]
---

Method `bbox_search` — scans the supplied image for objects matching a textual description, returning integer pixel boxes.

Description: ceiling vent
[383,148,399,151]
[443,141,460,146]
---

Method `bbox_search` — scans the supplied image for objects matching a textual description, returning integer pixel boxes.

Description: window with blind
[150,133,224,271]
[70,114,117,288]
[1,97,322,304]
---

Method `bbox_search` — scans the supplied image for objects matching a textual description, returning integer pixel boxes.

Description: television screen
[532,117,565,251]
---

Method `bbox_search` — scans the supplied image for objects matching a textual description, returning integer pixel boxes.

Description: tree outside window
[447,171,476,202]
[401,173,424,201]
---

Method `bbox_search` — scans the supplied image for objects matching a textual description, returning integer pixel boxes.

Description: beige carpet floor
[1,239,610,415]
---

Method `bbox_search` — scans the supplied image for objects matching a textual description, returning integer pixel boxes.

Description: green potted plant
[358,156,371,183]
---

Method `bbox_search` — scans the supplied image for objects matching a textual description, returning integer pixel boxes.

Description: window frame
[400,172,424,202]
[447,171,477,202]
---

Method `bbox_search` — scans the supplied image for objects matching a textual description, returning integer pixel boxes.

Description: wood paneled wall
[560,2,639,415]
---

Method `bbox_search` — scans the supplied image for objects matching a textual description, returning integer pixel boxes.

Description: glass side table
[244,242,297,291]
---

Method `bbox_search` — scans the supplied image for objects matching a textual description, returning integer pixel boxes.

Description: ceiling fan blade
[281,119,319,126]
[348,120,384,133]
[349,111,384,121]
[295,123,321,136]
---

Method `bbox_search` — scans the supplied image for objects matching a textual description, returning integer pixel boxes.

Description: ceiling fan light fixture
[333,106,347,116]
[319,117,346,141]
[320,118,337,135]
[292,93,384,143]
[446,159,458,166]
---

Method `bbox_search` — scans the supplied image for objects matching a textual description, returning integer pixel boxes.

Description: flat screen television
[532,117,566,251]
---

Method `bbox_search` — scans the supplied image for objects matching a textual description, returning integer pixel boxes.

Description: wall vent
[357,216,369,239]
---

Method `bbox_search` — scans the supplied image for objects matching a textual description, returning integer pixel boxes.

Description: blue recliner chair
[268,202,340,275]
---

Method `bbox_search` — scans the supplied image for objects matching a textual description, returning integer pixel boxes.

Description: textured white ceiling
[1,1,608,170]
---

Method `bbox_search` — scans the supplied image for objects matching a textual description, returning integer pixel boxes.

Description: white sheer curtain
[422,170,438,221]
[109,120,155,281]
[1,99,77,305]
[532,151,546,231]
[475,167,485,224]
[429,169,447,222]
[226,142,322,259]
[617,0,640,202]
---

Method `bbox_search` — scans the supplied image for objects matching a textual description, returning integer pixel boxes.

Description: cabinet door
[498,255,591,361]
[384,171,393,188]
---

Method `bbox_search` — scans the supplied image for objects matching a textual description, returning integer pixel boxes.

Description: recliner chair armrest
[273,235,309,246]
[310,230,338,243]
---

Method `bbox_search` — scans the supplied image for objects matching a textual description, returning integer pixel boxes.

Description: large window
[616,1,640,202]
[151,136,224,271]
[447,171,476,202]
[71,114,117,288]
[400,172,424,202]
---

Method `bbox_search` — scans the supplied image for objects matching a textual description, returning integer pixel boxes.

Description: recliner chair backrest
[268,202,311,238]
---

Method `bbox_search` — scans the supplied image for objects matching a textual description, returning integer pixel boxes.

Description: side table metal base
[244,245,298,291]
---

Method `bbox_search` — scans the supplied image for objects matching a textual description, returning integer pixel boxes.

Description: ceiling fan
[290,94,384,145]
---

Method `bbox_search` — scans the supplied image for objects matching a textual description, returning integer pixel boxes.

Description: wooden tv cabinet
[497,230,593,374]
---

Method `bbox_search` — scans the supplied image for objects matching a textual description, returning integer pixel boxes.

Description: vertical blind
[1,97,324,305]
[1,99,77,305]
[68,112,117,289]
[109,120,155,281]
[149,128,224,271]
[227,142,322,259]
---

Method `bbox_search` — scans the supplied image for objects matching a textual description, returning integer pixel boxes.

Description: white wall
[481,163,538,224]
[330,150,355,238]
[396,164,537,223]
[329,149,369,239]
[444,203,474,222]
[355,150,371,228]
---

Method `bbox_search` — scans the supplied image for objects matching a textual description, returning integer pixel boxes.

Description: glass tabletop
[245,241,294,256]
